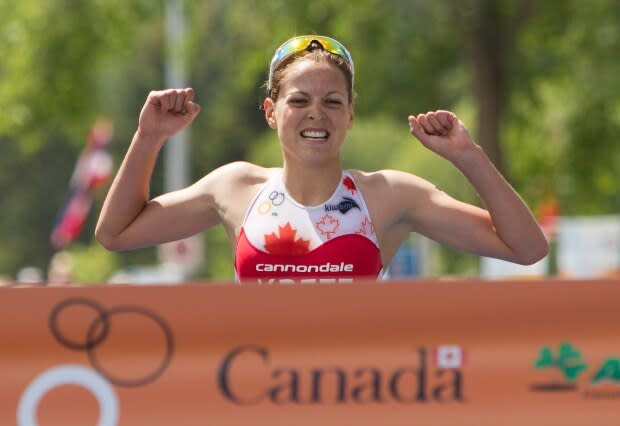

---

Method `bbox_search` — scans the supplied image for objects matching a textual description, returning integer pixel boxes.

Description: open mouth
[300,129,330,141]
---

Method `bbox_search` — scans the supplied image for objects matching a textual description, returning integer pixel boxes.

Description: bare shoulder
[195,160,279,207]
[203,161,273,184]
[193,161,279,232]
[348,169,446,259]
[348,168,443,229]
[348,169,437,198]
[194,161,276,195]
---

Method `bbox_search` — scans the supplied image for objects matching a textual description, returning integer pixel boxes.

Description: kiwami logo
[325,197,360,215]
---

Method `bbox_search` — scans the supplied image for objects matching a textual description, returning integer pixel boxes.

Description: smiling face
[263,57,355,169]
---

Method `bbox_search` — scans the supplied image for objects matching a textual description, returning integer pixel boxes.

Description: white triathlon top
[234,170,383,284]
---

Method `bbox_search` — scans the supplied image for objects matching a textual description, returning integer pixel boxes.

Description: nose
[307,101,323,121]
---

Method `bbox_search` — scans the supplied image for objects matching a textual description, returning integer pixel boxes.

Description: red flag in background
[537,196,560,241]
[50,118,113,250]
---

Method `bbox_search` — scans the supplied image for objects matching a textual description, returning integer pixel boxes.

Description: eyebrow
[288,90,345,97]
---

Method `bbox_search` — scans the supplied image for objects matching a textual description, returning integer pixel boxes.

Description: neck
[282,164,343,206]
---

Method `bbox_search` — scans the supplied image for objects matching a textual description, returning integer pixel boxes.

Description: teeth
[301,130,328,139]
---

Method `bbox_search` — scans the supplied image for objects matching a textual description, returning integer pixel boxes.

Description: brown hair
[266,47,355,104]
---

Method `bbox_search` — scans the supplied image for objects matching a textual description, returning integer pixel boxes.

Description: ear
[263,98,277,129]
[347,101,355,130]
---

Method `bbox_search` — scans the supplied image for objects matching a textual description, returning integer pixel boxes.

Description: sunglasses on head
[267,35,355,93]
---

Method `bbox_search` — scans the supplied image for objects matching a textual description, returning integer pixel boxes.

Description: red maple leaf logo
[316,214,340,239]
[264,222,311,255]
[356,217,374,236]
[343,176,357,194]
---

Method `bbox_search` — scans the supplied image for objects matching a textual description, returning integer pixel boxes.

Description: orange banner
[1,279,620,426]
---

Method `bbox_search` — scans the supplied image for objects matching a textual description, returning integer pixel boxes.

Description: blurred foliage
[0,0,619,282]
[66,243,120,283]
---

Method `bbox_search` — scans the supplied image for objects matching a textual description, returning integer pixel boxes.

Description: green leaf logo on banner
[534,342,588,382]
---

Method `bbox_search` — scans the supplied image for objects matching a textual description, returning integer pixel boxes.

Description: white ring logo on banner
[17,364,119,426]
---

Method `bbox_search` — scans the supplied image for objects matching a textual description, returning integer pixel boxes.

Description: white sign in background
[481,215,620,279]
[556,215,620,278]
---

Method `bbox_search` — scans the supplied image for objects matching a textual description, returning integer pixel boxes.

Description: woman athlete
[96,35,548,283]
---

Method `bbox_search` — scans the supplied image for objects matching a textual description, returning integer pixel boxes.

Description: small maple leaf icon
[356,217,374,236]
[316,214,340,239]
[343,176,357,194]
[264,222,311,255]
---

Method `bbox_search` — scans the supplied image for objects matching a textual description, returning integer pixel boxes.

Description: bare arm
[95,88,214,251]
[404,111,548,265]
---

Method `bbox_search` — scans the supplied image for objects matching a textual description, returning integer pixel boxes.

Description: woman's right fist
[138,88,201,140]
